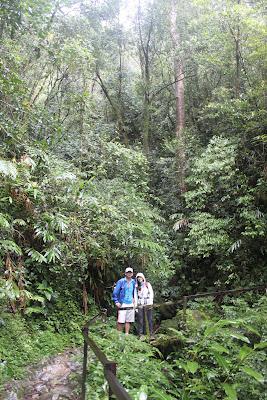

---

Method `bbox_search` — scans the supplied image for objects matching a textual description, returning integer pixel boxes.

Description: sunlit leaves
[0,214,10,229]
[209,342,229,354]
[228,239,242,253]
[0,159,17,179]
[43,246,61,263]
[25,248,47,263]
[230,332,250,344]
[0,279,20,300]
[185,212,231,257]
[238,345,252,362]
[240,366,264,384]
[167,298,267,400]
[0,240,22,255]
[222,383,237,400]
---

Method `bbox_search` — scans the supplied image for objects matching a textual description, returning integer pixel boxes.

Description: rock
[38,394,51,400]
[3,348,82,400]
[30,395,39,400]
[5,391,18,400]
[35,383,49,393]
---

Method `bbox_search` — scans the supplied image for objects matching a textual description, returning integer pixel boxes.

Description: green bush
[87,325,174,400]
[0,312,83,387]
[166,296,267,400]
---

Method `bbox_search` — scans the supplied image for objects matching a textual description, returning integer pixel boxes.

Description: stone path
[2,348,82,400]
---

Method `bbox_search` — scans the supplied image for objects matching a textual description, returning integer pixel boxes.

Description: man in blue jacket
[112,267,137,334]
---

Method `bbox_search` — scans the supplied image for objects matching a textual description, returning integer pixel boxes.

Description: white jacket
[136,273,154,306]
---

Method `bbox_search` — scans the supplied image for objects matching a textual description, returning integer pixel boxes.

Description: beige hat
[136,272,145,280]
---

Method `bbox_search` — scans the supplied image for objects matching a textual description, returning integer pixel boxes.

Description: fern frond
[0,240,22,255]
[228,239,242,253]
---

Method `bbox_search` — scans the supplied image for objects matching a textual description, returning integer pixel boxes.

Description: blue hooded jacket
[112,278,136,304]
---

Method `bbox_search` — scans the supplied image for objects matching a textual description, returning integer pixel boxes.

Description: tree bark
[170,0,186,192]
[96,70,128,146]
[137,2,153,153]
[235,0,241,97]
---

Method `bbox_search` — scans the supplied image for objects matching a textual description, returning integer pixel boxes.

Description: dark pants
[137,306,153,335]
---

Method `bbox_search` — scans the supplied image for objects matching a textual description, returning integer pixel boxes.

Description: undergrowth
[0,311,83,389]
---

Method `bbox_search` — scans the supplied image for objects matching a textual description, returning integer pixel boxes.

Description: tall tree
[170,0,186,191]
[136,1,155,153]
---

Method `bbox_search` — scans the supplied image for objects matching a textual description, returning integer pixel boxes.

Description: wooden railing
[181,285,266,321]
[81,310,132,400]
[81,285,266,399]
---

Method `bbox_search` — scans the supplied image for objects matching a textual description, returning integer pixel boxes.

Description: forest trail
[2,348,82,400]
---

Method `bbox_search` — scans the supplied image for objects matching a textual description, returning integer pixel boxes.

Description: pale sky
[119,0,140,28]
[61,0,149,29]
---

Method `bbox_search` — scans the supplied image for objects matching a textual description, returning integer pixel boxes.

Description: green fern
[0,240,22,255]
[0,213,10,228]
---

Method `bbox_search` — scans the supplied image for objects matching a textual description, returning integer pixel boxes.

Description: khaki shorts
[117,303,135,323]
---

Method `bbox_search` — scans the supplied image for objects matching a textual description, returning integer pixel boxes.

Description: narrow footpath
[2,348,82,400]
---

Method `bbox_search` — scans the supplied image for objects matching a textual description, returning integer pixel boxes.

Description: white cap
[125,267,133,273]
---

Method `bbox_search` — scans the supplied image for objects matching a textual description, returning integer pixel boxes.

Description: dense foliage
[158,295,267,400]
[0,0,266,397]
[86,295,267,400]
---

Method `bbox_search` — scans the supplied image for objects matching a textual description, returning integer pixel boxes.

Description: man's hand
[115,302,121,308]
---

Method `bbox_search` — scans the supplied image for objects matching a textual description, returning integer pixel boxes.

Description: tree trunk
[83,282,88,315]
[96,70,128,146]
[235,0,241,97]
[170,0,186,192]
[137,2,153,153]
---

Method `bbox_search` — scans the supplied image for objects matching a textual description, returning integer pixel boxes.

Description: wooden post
[183,296,187,326]
[144,306,150,338]
[104,361,117,399]
[81,326,89,400]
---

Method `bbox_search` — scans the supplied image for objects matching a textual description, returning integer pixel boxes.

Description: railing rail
[81,309,132,400]
[181,285,266,321]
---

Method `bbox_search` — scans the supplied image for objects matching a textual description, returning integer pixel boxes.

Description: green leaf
[238,345,252,361]
[43,291,52,301]
[185,361,199,374]
[214,354,229,370]
[230,333,250,344]
[31,295,45,303]
[13,218,27,226]
[0,213,10,228]
[222,383,237,400]
[209,342,229,354]
[240,367,264,383]
[254,341,267,350]
[204,324,219,337]
[44,246,61,263]
[244,324,260,337]
[26,248,47,263]
[204,319,239,337]
[25,306,45,315]
[150,388,175,400]
[0,240,22,255]
[167,327,186,340]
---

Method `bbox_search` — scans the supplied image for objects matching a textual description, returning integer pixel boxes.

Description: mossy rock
[158,317,180,333]
[152,335,184,358]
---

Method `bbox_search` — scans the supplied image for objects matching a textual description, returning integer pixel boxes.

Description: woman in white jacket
[136,272,154,338]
